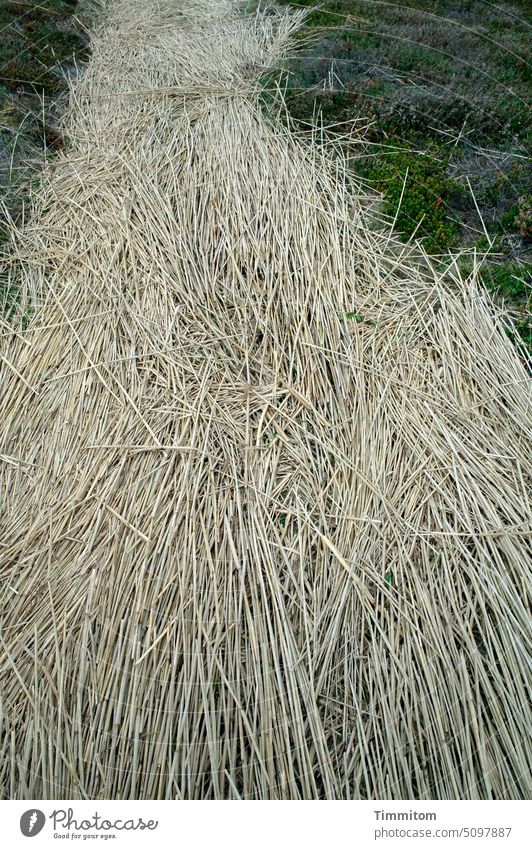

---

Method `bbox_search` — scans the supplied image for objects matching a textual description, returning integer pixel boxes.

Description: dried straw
[0,0,530,800]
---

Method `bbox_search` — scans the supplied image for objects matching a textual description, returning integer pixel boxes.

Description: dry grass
[0,0,530,800]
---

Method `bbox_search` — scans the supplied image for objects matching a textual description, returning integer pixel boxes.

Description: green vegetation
[359,141,460,252]
[1,1,530,350]
[276,0,531,348]
[513,195,532,239]
[0,1,87,94]
[480,260,531,350]
[279,0,531,141]
[342,311,377,326]
[0,1,88,227]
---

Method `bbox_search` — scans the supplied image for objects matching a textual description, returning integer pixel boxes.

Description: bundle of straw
[0,0,530,800]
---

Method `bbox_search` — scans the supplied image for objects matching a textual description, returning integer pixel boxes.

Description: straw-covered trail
[0,0,530,800]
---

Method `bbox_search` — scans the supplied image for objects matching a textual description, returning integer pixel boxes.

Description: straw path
[0,0,530,800]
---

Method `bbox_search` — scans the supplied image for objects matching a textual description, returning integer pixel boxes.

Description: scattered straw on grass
[0,0,530,800]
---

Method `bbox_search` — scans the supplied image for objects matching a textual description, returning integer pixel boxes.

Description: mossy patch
[358,141,461,252]
[277,0,531,145]
[276,0,531,347]
[0,1,87,94]
[0,0,88,251]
